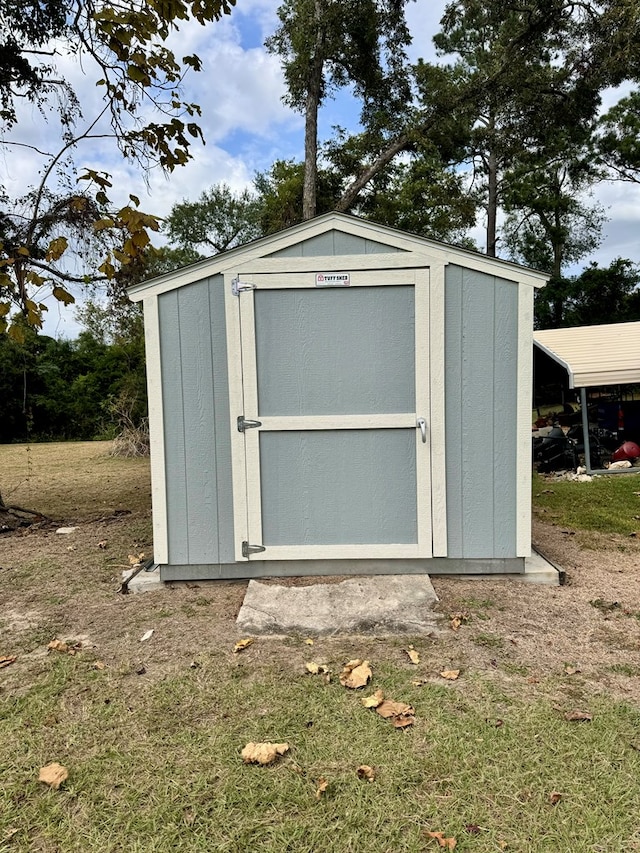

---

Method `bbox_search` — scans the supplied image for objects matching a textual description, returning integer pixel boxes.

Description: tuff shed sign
[315,272,351,287]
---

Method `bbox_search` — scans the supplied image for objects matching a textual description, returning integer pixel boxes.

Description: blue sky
[3,0,639,337]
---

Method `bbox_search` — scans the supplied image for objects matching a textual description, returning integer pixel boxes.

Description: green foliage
[165,184,262,254]
[253,160,344,233]
[534,259,640,329]
[596,91,640,183]
[0,325,147,443]
[0,0,236,333]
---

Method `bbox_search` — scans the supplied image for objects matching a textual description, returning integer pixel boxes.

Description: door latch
[417,417,427,443]
[237,416,262,432]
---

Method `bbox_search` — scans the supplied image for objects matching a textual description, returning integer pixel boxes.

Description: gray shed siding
[156,251,522,569]
[158,275,234,566]
[267,229,402,257]
[444,265,518,558]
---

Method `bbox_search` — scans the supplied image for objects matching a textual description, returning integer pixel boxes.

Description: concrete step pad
[236,574,441,636]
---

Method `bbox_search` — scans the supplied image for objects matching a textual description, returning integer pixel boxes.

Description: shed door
[230,267,432,561]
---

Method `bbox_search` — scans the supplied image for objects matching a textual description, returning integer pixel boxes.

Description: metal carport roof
[534,321,640,388]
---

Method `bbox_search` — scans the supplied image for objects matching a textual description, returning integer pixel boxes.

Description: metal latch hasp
[231,277,256,296]
[242,541,266,558]
[237,416,262,432]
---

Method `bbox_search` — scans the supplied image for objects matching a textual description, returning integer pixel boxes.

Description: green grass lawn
[532,471,640,535]
[2,653,640,852]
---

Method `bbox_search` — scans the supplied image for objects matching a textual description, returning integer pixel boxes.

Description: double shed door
[226,259,442,562]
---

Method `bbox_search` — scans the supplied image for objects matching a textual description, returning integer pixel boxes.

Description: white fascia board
[533,339,576,388]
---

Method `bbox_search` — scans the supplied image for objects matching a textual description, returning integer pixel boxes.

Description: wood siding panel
[493,279,518,556]
[267,230,402,258]
[259,429,417,546]
[209,276,236,563]
[159,278,235,566]
[158,290,189,564]
[254,286,415,416]
[445,266,518,558]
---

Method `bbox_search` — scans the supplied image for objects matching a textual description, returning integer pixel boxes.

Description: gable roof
[534,321,640,388]
[128,212,549,302]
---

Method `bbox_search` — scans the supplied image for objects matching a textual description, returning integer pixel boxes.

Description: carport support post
[580,387,592,474]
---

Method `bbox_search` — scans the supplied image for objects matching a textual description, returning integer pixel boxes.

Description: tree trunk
[486,147,498,256]
[303,0,325,221]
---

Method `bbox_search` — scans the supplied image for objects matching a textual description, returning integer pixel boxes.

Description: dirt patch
[1,440,639,705]
[2,512,640,705]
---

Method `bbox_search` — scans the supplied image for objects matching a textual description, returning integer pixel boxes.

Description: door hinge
[242,541,266,558]
[237,416,262,432]
[232,277,256,296]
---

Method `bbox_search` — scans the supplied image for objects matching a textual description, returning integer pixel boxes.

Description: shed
[129,213,548,581]
[534,321,640,473]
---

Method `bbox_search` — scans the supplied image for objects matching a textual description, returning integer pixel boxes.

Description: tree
[165,184,262,255]
[266,0,412,220]
[534,259,640,329]
[0,0,237,337]
[596,91,640,183]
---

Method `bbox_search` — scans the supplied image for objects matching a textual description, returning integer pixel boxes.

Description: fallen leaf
[357,765,376,782]
[375,699,414,719]
[405,646,420,664]
[411,677,429,686]
[549,791,563,805]
[440,669,460,680]
[449,611,469,631]
[0,655,17,669]
[241,742,289,765]
[47,639,69,653]
[140,630,154,642]
[305,662,329,675]
[97,540,108,549]
[565,709,592,722]
[564,664,580,675]
[233,638,254,653]
[339,659,372,689]
[361,689,385,708]
[38,763,68,789]
[92,660,106,671]
[426,830,457,849]
[128,552,145,565]
[315,777,328,800]
[392,714,415,729]
[304,638,314,645]
[465,824,481,834]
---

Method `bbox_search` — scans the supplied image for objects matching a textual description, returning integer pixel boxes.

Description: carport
[534,321,640,474]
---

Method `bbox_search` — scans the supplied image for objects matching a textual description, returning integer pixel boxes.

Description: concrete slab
[235,574,441,636]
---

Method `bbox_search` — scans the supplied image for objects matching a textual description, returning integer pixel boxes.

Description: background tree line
[2,0,640,446]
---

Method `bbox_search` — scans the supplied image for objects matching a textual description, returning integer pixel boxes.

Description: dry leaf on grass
[411,677,429,687]
[375,699,416,728]
[426,830,457,849]
[241,742,290,765]
[38,763,68,789]
[440,669,460,681]
[449,611,469,631]
[304,638,314,645]
[315,777,328,800]
[564,664,580,675]
[92,660,106,671]
[565,709,592,722]
[357,765,376,782]
[233,638,254,653]
[128,552,145,565]
[140,630,154,643]
[361,689,384,709]
[548,791,563,805]
[305,662,329,676]
[339,659,372,689]
[0,656,17,669]
[405,646,420,664]
[97,540,108,549]
[47,639,69,653]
